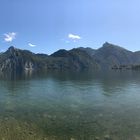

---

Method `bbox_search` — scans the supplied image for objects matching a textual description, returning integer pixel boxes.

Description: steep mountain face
[93,42,134,69]
[0,46,99,72]
[76,42,140,70]
[0,46,48,72]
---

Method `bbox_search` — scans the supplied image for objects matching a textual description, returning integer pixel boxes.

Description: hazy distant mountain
[1,42,140,73]
[93,42,135,69]
[133,51,140,64]
[50,48,98,70]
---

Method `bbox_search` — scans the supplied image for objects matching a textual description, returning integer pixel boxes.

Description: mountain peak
[8,46,18,52]
[103,42,110,46]
[101,42,127,51]
[102,42,118,48]
[8,46,16,50]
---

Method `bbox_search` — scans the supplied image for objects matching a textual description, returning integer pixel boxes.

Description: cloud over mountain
[28,43,36,47]
[68,34,81,40]
[4,32,16,42]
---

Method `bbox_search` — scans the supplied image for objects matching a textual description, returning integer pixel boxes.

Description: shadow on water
[1,69,140,81]
[0,70,140,139]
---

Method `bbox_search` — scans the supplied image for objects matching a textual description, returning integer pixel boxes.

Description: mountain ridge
[0,42,140,72]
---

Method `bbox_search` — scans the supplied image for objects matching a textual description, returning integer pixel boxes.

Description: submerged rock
[104,135,112,140]
[95,136,100,140]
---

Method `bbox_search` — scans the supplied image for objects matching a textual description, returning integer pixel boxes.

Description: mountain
[133,51,140,64]
[0,46,48,73]
[1,42,140,73]
[76,47,96,57]
[49,48,98,70]
[0,46,98,73]
[93,42,135,69]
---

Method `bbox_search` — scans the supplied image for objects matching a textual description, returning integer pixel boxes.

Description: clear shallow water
[1,71,140,139]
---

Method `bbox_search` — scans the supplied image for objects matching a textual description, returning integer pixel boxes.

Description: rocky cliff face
[0,46,98,72]
[0,46,47,72]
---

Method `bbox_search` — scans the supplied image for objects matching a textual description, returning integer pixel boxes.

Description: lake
[0,70,140,140]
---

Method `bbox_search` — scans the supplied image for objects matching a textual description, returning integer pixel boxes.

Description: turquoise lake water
[0,70,140,140]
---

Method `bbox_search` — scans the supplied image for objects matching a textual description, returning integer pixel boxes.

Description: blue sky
[1,0,140,54]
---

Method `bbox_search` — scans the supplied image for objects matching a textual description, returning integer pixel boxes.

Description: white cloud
[4,32,16,42]
[68,33,81,40]
[28,43,36,47]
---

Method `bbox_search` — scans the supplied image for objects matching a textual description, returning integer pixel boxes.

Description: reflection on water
[0,70,140,139]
